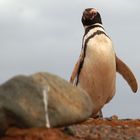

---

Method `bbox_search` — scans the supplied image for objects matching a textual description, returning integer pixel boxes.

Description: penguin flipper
[116,55,138,93]
[70,60,81,83]
[70,51,84,84]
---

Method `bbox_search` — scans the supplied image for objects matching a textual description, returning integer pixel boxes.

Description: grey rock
[0,72,93,136]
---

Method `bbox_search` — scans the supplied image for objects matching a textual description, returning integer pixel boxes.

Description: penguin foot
[92,110,103,119]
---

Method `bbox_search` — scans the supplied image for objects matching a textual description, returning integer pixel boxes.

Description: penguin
[70,8,138,118]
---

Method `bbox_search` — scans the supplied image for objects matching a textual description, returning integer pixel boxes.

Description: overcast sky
[0,0,140,119]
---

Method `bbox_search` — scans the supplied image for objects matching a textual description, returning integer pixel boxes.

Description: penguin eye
[93,12,97,18]
[90,10,97,20]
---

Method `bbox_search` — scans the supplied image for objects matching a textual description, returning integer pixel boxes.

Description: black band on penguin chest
[76,30,109,86]
[84,24,104,36]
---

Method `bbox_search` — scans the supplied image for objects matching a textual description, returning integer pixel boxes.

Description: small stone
[110,115,119,120]
[62,126,76,136]
[117,126,122,129]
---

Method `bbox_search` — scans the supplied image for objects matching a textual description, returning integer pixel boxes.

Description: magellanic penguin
[70,8,138,118]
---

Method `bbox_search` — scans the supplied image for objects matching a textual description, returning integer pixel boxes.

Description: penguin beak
[83,8,97,20]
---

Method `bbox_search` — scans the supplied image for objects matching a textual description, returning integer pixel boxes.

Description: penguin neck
[84,23,104,36]
[84,23,104,30]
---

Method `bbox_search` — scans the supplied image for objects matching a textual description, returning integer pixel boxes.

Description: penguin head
[82,8,102,26]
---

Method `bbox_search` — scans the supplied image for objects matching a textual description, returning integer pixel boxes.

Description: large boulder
[0,72,93,136]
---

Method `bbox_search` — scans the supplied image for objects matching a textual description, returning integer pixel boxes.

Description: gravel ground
[1,117,140,140]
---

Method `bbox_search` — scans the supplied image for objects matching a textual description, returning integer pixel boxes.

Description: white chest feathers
[78,27,116,114]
